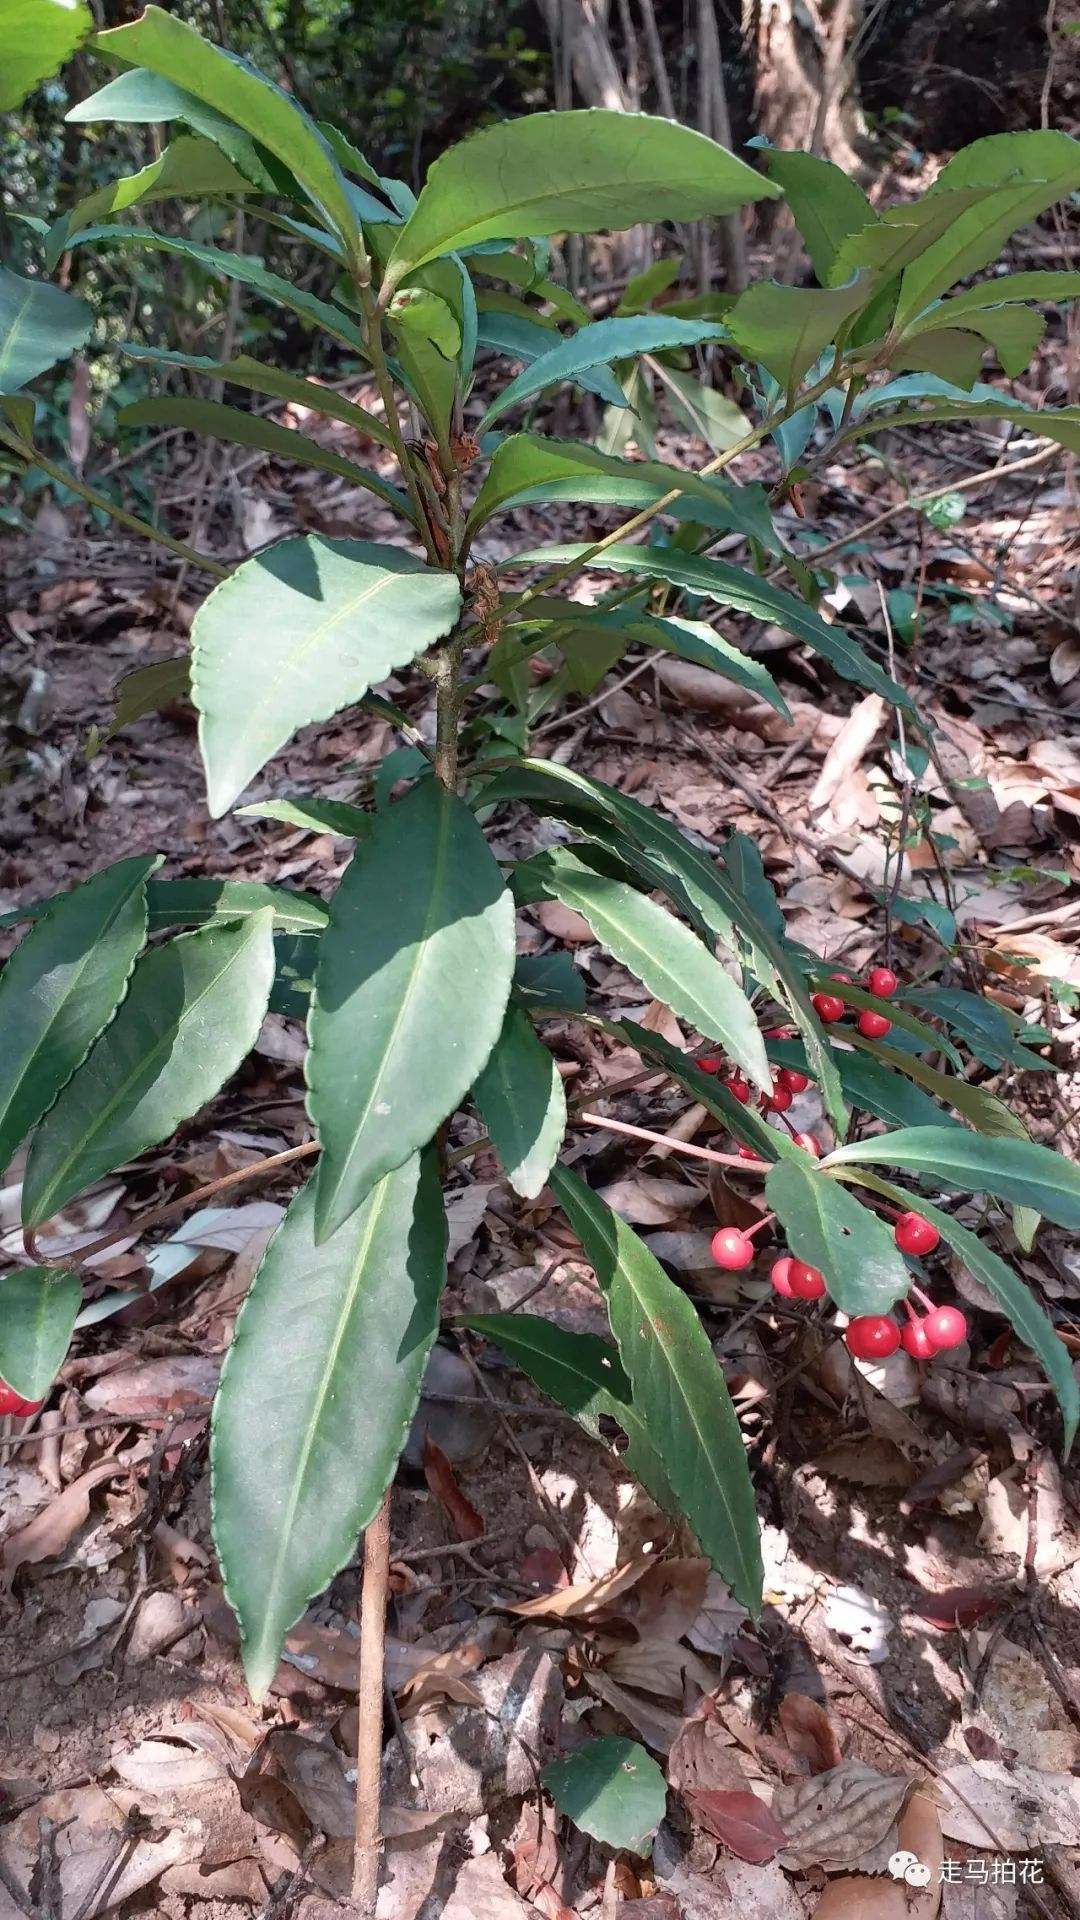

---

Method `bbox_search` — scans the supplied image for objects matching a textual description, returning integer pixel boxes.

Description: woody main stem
[352,1490,392,1913]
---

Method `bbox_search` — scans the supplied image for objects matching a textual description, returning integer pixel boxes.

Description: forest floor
[2,249,1080,1920]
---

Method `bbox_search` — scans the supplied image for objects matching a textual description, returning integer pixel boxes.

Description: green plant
[5,8,1080,1891]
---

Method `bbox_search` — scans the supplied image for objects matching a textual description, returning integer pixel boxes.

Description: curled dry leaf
[777,1693,844,1774]
[584,1668,686,1754]
[602,1634,716,1701]
[620,1557,709,1638]
[0,1461,119,1589]
[809,1439,912,1489]
[685,1787,788,1863]
[423,1433,485,1541]
[773,1759,912,1872]
[508,1552,656,1619]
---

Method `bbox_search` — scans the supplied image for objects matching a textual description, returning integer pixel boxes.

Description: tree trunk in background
[697,0,748,293]
[745,0,867,179]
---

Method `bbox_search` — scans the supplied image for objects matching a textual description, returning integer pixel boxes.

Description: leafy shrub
[3,5,1080,1711]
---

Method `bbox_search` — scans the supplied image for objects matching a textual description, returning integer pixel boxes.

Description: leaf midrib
[319,790,453,1219]
[252,1177,390,1666]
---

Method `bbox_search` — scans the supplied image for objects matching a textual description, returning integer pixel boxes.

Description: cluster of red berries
[708,1204,968,1363]
[698,1052,821,1156]
[811,964,897,1040]
[0,1380,43,1417]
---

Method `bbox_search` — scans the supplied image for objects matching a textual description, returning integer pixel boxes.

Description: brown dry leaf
[111,1735,225,1793]
[686,1787,788,1863]
[777,1693,844,1774]
[423,1434,484,1541]
[597,1171,705,1224]
[396,1641,486,1711]
[668,1694,749,1795]
[810,694,885,813]
[182,1697,263,1754]
[810,1439,912,1488]
[936,1759,1080,1847]
[536,899,593,943]
[811,1793,942,1918]
[686,1572,750,1660]
[584,1669,686,1753]
[0,1461,119,1588]
[602,1636,715,1701]
[41,1826,202,1920]
[620,1557,709,1638]
[83,1354,219,1416]
[508,1552,656,1619]
[152,1518,210,1582]
[267,1730,353,1838]
[773,1759,912,1871]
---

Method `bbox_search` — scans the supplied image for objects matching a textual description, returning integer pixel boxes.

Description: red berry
[894,1211,940,1257]
[901,1317,936,1360]
[770,1255,797,1299]
[811,992,845,1024]
[867,966,898,998]
[793,1132,821,1156]
[924,1304,969,1351]
[830,971,853,985]
[845,1315,901,1360]
[737,1144,762,1161]
[857,1010,892,1039]
[789,1259,826,1300]
[698,1055,723,1074]
[0,1382,39,1417]
[764,1026,792,1040]
[710,1226,755,1271]
[778,1067,809,1094]
[722,1074,750,1104]
[763,1082,793,1113]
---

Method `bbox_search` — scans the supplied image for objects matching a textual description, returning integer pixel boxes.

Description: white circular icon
[905,1862,932,1887]
[888,1850,918,1880]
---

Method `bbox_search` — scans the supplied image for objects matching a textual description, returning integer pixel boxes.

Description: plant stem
[433,634,465,789]
[0,429,229,579]
[355,282,439,565]
[353,1490,391,1916]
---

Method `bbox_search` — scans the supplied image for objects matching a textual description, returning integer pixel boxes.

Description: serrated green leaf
[479,757,844,1132]
[108,657,189,740]
[890,328,985,389]
[829,186,998,287]
[764,1160,911,1316]
[468,431,756,535]
[118,398,411,522]
[543,1737,666,1855]
[512,544,913,712]
[50,136,250,262]
[2,0,92,109]
[211,1153,445,1697]
[0,854,158,1179]
[726,274,870,390]
[0,1269,81,1402]
[191,537,461,816]
[309,780,515,1240]
[917,271,1080,317]
[761,150,875,285]
[471,1007,565,1199]
[145,878,327,935]
[237,796,371,838]
[461,1313,672,1505]
[387,109,777,288]
[839,1168,1078,1451]
[23,910,275,1227]
[902,985,1049,1071]
[475,309,626,408]
[904,303,1046,380]
[460,1312,673,1508]
[893,131,1080,330]
[826,1125,1080,1230]
[512,951,586,1014]
[66,66,278,189]
[91,7,365,262]
[516,845,769,1092]
[768,1034,955,1132]
[653,362,751,452]
[0,267,93,396]
[479,315,727,430]
[121,345,394,448]
[551,1164,763,1609]
[60,228,368,353]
